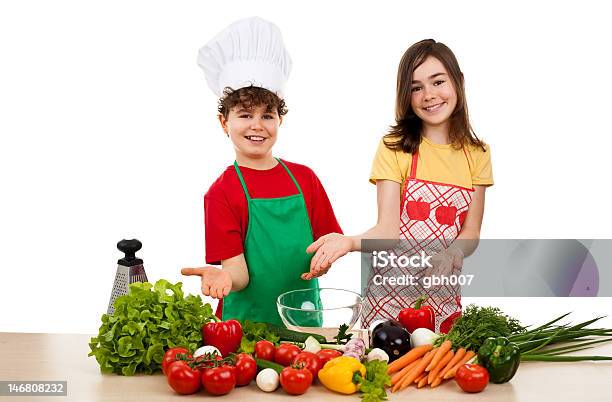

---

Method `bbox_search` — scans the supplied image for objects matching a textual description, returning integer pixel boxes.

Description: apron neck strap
[233,158,304,200]
[276,158,303,196]
[410,151,419,180]
[233,161,252,201]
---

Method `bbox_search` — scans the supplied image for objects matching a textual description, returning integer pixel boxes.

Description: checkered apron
[362,150,474,331]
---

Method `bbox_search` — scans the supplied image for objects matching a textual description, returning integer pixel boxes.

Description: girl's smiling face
[219,105,281,163]
[410,56,458,130]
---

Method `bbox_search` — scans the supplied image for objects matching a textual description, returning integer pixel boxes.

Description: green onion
[521,355,612,362]
[509,313,612,362]
[523,338,612,356]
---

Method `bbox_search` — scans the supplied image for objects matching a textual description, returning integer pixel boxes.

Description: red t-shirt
[204,159,343,264]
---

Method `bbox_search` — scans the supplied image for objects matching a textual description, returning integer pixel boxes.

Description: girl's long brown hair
[385,39,486,153]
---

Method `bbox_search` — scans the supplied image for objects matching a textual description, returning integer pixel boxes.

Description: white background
[1,0,611,334]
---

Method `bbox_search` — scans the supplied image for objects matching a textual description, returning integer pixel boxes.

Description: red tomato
[455,364,489,393]
[234,353,257,386]
[316,349,342,366]
[166,360,201,395]
[202,365,236,395]
[254,340,276,361]
[162,347,191,376]
[292,352,323,378]
[280,365,313,395]
[274,344,301,366]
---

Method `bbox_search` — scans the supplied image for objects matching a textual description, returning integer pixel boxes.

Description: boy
[182,17,342,326]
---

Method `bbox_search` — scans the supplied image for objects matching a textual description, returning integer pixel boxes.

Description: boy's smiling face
[219,104,281,166]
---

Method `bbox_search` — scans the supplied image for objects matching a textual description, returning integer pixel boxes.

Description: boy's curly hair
[218,86,288,118]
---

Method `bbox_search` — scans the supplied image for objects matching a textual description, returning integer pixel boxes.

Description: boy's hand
[302,233,352,280]
[181,266,232,299]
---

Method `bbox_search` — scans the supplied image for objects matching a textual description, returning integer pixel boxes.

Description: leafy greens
[88,280,215,375]
[435,304,525,351]
[355,359,391,402]
[237,320,280,354]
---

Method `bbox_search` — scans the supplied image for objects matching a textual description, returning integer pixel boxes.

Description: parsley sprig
[334,323,354,344]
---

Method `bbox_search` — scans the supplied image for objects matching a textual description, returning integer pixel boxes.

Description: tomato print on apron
[363,150,474,332]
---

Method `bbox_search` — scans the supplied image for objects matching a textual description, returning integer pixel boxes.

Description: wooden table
[1,332,611,401]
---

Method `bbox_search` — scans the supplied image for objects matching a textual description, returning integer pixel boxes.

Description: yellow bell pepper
[317,356,366,394]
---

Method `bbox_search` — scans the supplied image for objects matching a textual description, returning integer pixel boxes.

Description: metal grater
[107,239,148,315]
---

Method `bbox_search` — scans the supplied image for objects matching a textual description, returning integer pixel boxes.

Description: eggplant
[371,319,412,362]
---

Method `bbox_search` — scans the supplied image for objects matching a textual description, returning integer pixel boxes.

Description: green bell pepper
[477,337,521,383]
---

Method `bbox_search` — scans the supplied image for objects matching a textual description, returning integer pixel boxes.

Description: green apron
[221,158,321,326]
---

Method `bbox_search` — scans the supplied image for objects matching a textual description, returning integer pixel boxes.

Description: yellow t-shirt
[370,136,493,194]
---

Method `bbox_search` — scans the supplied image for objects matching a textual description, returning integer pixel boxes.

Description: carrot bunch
[387,341,476,392]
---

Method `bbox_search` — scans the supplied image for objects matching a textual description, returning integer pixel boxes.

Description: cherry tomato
[234,353,257,386]
[292,352,323,379]
[280,365,313,395]
[202,365,236,395]
[166,360,201,395]
[274,344,301,366]
[455,364,489,393]
[316,349,342,366]
[162,347,191,376]
[254,340,276,361]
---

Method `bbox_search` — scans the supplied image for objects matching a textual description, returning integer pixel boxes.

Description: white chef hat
[197,17,292,98]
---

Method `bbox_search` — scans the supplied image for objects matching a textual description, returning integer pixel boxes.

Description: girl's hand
[181,266,232,299]
[427,244,464,278]
[302,233,352,280]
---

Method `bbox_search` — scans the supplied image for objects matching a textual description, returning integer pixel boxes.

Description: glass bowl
[277,288,363,336]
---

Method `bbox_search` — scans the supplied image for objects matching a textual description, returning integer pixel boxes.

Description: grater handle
[117,239,143,267]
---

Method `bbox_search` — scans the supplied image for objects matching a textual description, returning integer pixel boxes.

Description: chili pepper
[477,337,521,383]
[317,356,366,395]
[202,318,243,357]
[397,296,435,333]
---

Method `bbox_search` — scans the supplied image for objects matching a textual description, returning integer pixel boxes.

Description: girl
[303,39,493,331]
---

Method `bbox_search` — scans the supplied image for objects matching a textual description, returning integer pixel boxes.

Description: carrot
[391,356,423,392]
[430,377,443,388]
[393,349,436,392]
[417,374,428,388]
[426,340,452,371]
[439,347,466,379]
[414,372,427,384]
[428,349,454,384]
[390,359,419,386]
[443,350,476,380]
[387,344,433,374]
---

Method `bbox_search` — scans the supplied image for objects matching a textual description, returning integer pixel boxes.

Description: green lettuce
[357,359,392,402]
[88,279,215,375]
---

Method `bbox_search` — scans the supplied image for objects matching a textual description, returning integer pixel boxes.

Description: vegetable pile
[386,302,612,395]
[91,283,612,399]
[158,323,391,399]
[88,280,216,375]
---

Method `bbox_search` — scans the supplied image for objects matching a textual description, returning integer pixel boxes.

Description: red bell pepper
[397,296,435,333]
[439,311,462,334]
[202,318,243,357]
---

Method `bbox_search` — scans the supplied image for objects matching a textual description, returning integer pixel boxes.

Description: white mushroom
[256,368,279,392]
